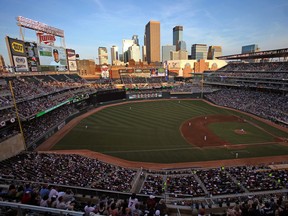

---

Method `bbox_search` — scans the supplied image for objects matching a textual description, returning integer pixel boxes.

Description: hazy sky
[0,0,287,64]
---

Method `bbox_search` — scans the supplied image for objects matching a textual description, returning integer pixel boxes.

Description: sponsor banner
[25,42,40,72]
[13,56,29,72]
[38,45,67,67]
[101,65,109,78]
[158,68,165,76]
[68,60,77,71]
[128,92,162,99]
[57,121,66,130]
[150,68,158,77]
[142,69,151,73]
[36,98,72,118]
[150,68,166,77]
[118,69,127,73]
[6,37,26,57]
[66,49,76,61]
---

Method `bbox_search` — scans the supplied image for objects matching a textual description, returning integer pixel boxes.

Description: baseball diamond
[36,99,288,169]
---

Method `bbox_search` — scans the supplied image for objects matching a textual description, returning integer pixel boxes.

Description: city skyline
[0,0,287,65]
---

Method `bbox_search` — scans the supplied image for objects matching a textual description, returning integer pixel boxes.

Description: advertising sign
[66,49,77,71]
[68,61,77,71]
[66,49,76,61]
[13,56,29,72]
[150,68,166,77]
[25,42,40,71]
[5,36,29,72]
[101,65,109,78]
[157,68,165,76]
[150,68,158,77]
[6,37,26,57]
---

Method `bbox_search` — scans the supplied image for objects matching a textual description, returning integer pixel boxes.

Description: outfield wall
[0,134,25,161]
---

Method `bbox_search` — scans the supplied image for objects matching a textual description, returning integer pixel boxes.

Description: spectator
[128,193,139,211]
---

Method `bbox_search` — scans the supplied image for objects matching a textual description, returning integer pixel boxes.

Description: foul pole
[9,81,27,150]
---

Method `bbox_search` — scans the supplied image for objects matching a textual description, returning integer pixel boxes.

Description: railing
[0,201,84,216]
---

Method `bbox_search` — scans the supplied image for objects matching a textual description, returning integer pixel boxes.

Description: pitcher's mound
[234,129,247,135]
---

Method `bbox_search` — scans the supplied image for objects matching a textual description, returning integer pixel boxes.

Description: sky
[0,0,287,65]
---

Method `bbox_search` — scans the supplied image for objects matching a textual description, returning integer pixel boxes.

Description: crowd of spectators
[140,174,164,196]
[206,71,288,80]
[166,174,205,197]
[1,153,288,201]
[205,88,288,125]
[0,182,169,216]
[0,74,99,144]
[0,152,137,192]
[218,62,288,72]
[196,168,245,196]
[22,105,78,145]
[0,152,288,215]
[170,82,217,93]
[226,166,288,192]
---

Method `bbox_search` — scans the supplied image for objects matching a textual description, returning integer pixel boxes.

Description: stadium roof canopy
[217,48,288,60]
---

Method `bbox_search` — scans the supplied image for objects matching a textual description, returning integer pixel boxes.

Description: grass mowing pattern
[53,100,288,163]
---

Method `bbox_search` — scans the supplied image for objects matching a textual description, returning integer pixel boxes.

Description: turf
[207,122,277,144]
[52,100,288,163]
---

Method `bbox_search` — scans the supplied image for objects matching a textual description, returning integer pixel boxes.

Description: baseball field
[47,100,288,165]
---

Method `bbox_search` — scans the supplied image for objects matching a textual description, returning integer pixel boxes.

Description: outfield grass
[53,100,288,163]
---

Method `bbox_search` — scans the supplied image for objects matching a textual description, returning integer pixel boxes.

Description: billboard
[101,65,109,78]
[5,36,29,72]
[25,42,40,72]
[150,68,158,77]
[158,68,165,76]
[13,56,29,72]
[38,44,67,71]
[66,49,76,61]
[68,61,77,71]
[150,68,166,77]
[66,49,77,71]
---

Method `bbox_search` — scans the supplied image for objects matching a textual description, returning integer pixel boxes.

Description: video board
[38,44,67,71]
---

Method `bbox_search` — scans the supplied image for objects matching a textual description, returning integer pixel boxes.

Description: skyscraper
[191,44,207,60]
[145,21,160,64]
[207,46,222,59]
[142,45,146,62]
[132,35,139,46]
[122,39,135,63]
[98,47,108,65]
[173,26,183,50]
[177,40,186,51]
[128,44,141,62]
[162,45,176,62]
[111,45,119,65]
